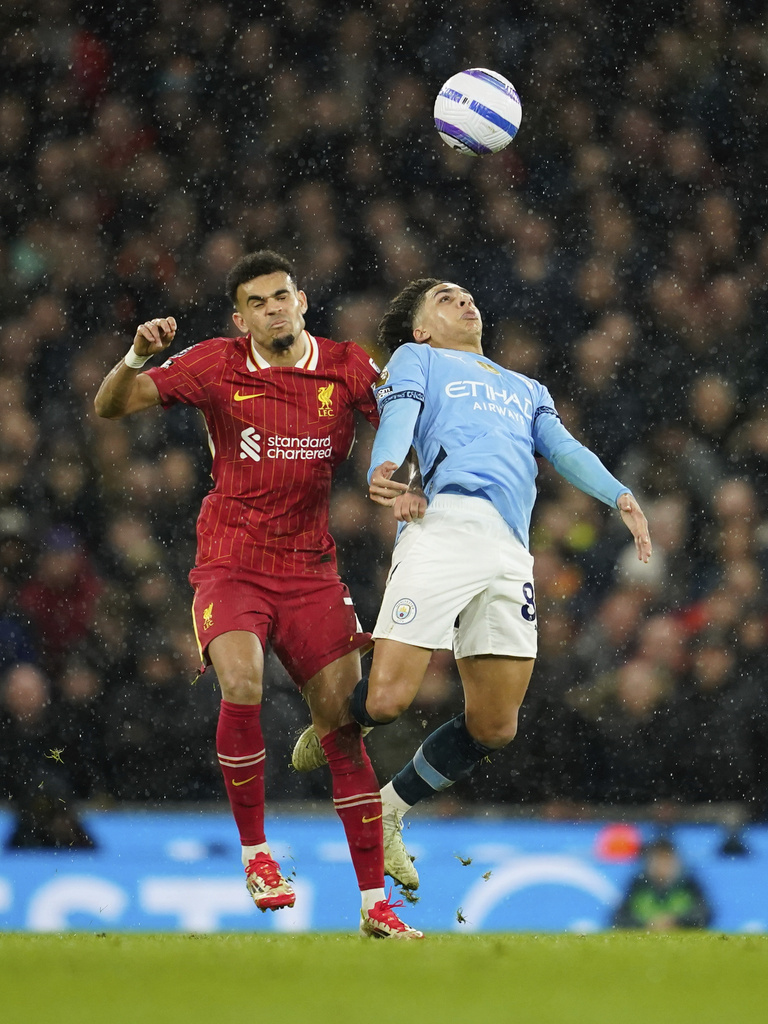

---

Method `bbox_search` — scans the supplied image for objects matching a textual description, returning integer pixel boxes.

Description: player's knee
[365,688,409,724]
[216,669,262,705]
[468,712,519,750]
[365,665,421,724]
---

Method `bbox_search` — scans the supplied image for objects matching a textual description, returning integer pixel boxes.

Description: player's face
[232,271,308,355]
[412,282,483,351]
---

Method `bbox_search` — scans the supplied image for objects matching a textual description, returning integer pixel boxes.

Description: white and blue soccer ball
[434,68,522,156]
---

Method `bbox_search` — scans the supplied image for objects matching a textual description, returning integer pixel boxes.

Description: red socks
[216,700,266,846]
[321,723,384,891]
[218,706,383,891]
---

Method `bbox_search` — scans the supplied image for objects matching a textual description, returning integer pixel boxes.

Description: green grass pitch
[1,932,767,1024]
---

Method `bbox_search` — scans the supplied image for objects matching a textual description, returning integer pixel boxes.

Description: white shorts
[372,494,538,659]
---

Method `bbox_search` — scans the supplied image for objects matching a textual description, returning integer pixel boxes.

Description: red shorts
[189,566,371,688]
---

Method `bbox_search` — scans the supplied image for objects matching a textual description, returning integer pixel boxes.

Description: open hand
[618,492,652,563]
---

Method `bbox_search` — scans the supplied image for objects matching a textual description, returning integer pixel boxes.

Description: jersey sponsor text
[240,429,332,462]
[445,380,533,416]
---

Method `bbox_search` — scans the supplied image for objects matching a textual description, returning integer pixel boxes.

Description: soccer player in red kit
[94,250,422,938]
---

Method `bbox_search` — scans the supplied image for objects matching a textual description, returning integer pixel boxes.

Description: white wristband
[124,347,152,369]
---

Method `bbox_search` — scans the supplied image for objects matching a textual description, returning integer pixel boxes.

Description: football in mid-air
[434,68,522,156]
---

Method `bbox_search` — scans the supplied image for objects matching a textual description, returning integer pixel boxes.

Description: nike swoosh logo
[362,814,382,823]
[234,391,266,402]
[232,775,259,787]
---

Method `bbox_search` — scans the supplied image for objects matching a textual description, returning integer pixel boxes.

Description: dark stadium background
[1,0,767,852]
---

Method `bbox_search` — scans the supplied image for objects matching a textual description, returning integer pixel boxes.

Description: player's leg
[208,629,295,912]
[383,653,533,808]
[292,636,432,893]
[291,638,430,768]
[384,653,532,809]
[382,653,533,812]
[277,572,421,938]
[379,655,534,888]
[352,497,495,888]
[191,568,295,913]
[378,504,538,886]
[295,500,476,755]
[303,649,422,938]
[327,640,428,891]
[459,653,534,748]
[349,500,482,728]
[208,630,265,852]
[351,637,433,725]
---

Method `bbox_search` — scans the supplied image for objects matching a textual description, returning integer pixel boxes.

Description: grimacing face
[412,282,482,350]
[232,271,307,354]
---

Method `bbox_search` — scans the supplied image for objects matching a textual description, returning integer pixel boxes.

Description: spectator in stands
[17,526,103,673]
[567,657,678,805]
[0,661,95,848]
[612,837,713,930]
[670,629,760,805]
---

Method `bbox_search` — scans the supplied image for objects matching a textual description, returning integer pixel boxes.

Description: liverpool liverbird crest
[318,382,335,416]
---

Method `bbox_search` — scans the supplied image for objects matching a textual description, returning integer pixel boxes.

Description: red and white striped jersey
[145,330,379,576]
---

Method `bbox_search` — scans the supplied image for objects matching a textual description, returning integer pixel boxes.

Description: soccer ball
[434,68,522,156]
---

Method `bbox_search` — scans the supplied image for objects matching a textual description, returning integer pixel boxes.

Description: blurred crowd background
[2,0,768,843]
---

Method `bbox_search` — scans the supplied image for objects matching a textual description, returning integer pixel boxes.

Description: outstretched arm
[94,317,177,419]
[534,409,652,563]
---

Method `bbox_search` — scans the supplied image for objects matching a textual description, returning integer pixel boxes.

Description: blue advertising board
[1,810,766,933]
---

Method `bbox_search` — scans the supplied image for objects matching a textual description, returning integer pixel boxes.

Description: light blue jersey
[369,343,630,549]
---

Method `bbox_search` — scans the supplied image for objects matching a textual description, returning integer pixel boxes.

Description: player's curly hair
[225,250,298,305]
[377,277,441,351]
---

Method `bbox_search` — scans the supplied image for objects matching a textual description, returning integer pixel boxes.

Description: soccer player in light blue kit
[364,276,652,888]
[295,277,651,893]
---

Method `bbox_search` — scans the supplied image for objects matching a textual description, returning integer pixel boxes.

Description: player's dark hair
[225,250,298,305]
[377,277,442,351]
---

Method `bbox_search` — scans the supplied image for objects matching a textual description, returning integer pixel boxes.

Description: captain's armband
[532,404,561,425]
[377,389,425,411]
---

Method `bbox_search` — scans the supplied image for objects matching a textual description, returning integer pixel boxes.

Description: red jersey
[145,330,379,576]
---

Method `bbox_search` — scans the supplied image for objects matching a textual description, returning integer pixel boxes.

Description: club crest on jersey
[392,598,417,625]
[203,602,214,630]
[476,361,501,374]
[318,382,335,417]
